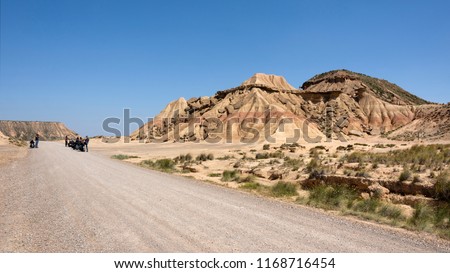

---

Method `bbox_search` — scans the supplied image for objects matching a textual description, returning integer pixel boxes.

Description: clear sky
[1,0,449,136]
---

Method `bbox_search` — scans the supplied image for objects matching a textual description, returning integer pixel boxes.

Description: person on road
[35,133,40,148]
[65,135,69,147]
[30,139,35,148]
[84,136,90,152]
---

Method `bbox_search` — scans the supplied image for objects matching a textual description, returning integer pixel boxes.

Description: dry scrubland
[0,132,28,166]
[93,137,450,240]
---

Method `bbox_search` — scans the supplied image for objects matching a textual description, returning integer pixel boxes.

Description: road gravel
[1,142,449,252]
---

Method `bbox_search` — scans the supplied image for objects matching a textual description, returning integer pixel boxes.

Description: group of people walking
[65,136,90,152]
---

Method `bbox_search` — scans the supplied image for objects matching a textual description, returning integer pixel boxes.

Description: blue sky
[1,0,449,136]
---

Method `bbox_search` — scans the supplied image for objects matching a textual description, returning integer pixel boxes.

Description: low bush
[140,158,176,173]
[271,181,298,197]
[355,143,369,147]
[343,144,450,169]
[238,175,256,183]
[379,204,404,220]
[255,153,269,159]
[222,170,239,182]
[174,153,193,163]
[111,154,139,160]
[399,168,411,182]
[306,158,322,173]
[435,171,450,201]
[283,158,303,171]
[217,155,234,160]
[308,184,358,209]
[352,198,381,213]
[196,153,214,161]
[408,202,434,230]
[239,182,261,190]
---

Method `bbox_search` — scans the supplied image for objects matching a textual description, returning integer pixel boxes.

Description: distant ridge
[0,120,77,140]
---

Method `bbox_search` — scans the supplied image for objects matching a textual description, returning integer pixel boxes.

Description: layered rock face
[132,73,324,143]
[300,70,419,135]
[132,70,449,143]
[0,120,77,141]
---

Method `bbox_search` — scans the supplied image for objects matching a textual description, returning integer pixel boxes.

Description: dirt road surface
[1,142,449,252]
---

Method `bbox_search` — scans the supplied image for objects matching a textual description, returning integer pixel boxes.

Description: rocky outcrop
[302,175,435,198]
[387,103,450,141]
[242,73,297,90]
[131,70,447,143]
[0,120,77,141]
[131,73,324,142]
[301,69,429,105]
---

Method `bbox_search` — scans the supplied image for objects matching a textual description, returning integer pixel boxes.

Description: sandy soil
[1,141,448,252]
[0,134,28,166]
[89,136,449,185]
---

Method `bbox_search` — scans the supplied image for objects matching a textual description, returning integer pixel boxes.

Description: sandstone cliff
[131,70,449,143]
[0,120,77,141]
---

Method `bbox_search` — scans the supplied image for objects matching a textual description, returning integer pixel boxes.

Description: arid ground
[1,136,449,252]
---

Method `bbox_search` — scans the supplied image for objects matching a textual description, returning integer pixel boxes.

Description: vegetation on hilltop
[303,69,430,105]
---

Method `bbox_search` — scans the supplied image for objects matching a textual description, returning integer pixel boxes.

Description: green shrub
[355,171,370,178]
[412,175,421,183]
[306,158,322,173]
[308,184,358,209]
[255,153,269,159]
[263,144,270,150]
[217,155,234,160]
[409,202,434,230]
[222,170,239,182]
[283,158,303,171]
[379,204,404,220]
[239,182,261,190]
[435,171,450,201]
[238,175,256,183]
[196,153,214,161]
[308,169,325,179]
[156,159,175,170]
[352,198,380,213]
[269,151,284,158]
[208,173,222,177]
[342,144,450,168]
[271,181,298,197]
[269,159,281,165]
[374,144,386,148]
[174,153,193,163]
[343,169,353,176]
[140,158,176,173]
[355,143,369,147]
[399,168,411,182]
[434,204,450,230]
[344,152,366,163]
[111,154,139,160]
[336,146,347,151]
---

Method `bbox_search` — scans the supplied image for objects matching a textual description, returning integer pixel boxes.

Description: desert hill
[132,70,449,143]
[302,70,429,105]
[0,120,77,141]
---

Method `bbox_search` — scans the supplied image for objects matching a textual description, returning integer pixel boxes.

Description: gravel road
[1,142,449,252]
